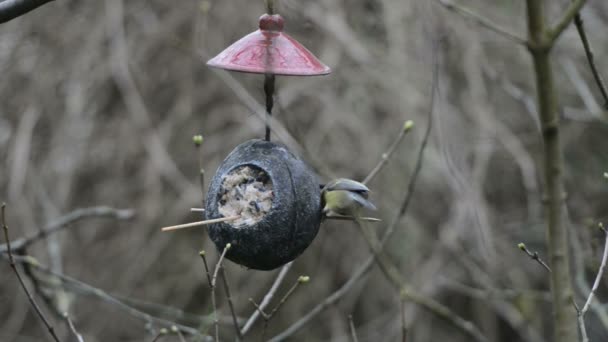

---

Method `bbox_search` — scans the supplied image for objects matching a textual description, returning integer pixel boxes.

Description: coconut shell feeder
[204,139,322,270]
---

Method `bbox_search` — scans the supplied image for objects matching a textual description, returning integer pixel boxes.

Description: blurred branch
[357,221,488,342]
[241,262,293,336]
[4,253,208,338]
[546,0,587,46]
[0,0,54,24]
[105,0,193,193]
[353,41,486,342]
[2,203,61,342]
[435,0,526,45]
[0,206,134,254]
[442,278,551,302]
[573,13,608,110]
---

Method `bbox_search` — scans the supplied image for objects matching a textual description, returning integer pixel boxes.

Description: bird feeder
[201,6,330,270]
[205,139,322,270]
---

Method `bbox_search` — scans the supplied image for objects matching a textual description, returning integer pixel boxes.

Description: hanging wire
[263,0,276,141]
[266,0,274,14]
[264,74,275,141]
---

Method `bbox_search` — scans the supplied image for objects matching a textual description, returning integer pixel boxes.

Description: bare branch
[199,250,213,287]
[577,224,608,342]
[2,203,61,342]
[241,262,293,336]
[572,13,608,110]
[546,0,588,45]
[0,206,134,254]
[435,0,526,45]
[0,0,54,24]
[252,275,309,340]
[5,253,208,338]
[219,267,242,340]
[211,244,231,342]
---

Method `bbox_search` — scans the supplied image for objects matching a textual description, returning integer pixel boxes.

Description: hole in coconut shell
[217,165,274,227]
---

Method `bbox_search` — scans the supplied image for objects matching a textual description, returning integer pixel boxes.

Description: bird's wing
[324,178,370,194]
[351,192,377,211]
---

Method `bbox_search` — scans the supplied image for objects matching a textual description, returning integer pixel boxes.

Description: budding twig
[517,242,552,273]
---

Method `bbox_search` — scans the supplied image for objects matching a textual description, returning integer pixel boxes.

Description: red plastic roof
[207,14,331,76]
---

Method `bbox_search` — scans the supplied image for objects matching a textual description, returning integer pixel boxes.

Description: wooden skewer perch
[325,214,382,223]
[161,216,240,232]
[190,208,206,212]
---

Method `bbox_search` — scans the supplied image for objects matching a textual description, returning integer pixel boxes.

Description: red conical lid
[207,14,331,76]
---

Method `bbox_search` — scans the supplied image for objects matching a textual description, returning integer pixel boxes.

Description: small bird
[321,178,377,217]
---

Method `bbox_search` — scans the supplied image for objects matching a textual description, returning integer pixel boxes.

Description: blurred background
[1,0,608,341]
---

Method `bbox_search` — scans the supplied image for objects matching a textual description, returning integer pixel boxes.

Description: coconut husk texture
[205,139,322,270]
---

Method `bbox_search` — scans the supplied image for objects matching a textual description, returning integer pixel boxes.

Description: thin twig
[577,224,608,342]
[193,134,206,205]
[219,267,242,340]
[573,13,608,110]
[199,250,213,287]
[435,0,526,45]
[348,315,359,342]
[2,203,61,342]
[211,244,231,342]
[63,313,84,342]
[0,206,134,254]
[363,120,414,185]
[268,276,309,318]
[546,0,588,46]
[240,262,293,336]
[252,275,309,340]
[0,0,54,24]
[582,226,608,313]
[517,243,552,273]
